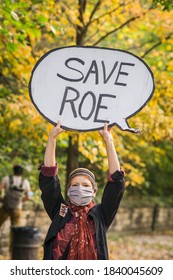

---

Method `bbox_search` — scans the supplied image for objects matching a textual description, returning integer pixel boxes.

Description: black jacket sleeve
[39,172,66,220]
[100,170,125,229]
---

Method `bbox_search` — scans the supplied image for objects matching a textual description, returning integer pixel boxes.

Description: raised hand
[99,123,120,173]
[49,120,65,140]
[44,121,65,166]
[99,123,113,143]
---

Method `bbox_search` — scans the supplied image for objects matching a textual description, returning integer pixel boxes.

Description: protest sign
[29,46,155,132]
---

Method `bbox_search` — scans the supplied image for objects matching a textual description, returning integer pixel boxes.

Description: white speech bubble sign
[29,46,155,132]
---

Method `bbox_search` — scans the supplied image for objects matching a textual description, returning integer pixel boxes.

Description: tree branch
[83,29,100,45]
[141,32,173,58]
[87,0,133,26]
[125,39,156,52]
[88,0,101,22]
[78,0,87,25]
[93,15,140,46]
[82,0,102,39]
[76,0,102,45]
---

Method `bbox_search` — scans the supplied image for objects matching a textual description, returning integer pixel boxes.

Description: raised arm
[99,123,120,174]
[44,121,65,166]
[39,121,65,219]
[99,124,125,229]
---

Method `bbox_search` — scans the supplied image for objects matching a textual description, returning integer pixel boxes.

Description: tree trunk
[65,0,86,186]
[66,134,79,184]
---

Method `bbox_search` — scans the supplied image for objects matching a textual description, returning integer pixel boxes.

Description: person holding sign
[39,121,125,260]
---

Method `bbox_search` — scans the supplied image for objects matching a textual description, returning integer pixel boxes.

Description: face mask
[67,185,95,206]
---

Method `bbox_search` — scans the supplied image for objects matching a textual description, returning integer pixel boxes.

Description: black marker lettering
[83,60,99,84]
[115,62,135,86]
[59,86,79,118]
[102,60,118,83]
[57,58,84,82]
[94,94,116,123]
[78,91,96,120]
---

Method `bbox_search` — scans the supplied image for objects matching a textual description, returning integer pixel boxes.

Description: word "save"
[57,58,135,86]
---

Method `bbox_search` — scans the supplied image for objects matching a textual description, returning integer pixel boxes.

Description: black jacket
[39,170,125,260]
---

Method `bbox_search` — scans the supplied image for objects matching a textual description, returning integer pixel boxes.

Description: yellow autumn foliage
[1,0,173,191]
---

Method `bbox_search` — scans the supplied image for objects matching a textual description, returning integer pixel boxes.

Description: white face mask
[67,185,95,206]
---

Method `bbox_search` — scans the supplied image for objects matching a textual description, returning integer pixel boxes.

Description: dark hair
[13,165,23,175]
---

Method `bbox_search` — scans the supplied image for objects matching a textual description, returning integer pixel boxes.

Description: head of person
[67,168,98,206]
[13,165,23,176]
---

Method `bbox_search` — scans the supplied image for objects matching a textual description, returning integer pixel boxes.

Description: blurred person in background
[0,165,31,227]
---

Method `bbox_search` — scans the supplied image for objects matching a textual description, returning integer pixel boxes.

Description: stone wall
[0,206,173,259]
[109,206,173,232]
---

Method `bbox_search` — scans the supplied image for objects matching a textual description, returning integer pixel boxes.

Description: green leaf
[6,42,18,52]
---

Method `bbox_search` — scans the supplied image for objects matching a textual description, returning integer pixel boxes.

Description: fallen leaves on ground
[0,230,172,260]
[108,230,173,260]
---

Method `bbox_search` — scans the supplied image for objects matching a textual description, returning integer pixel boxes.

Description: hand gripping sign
[29,46,155,132]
